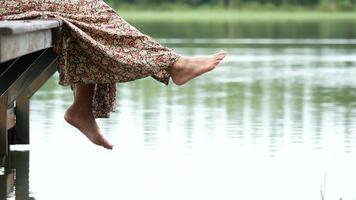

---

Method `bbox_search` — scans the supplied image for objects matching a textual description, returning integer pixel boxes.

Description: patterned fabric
[0,0,180,118]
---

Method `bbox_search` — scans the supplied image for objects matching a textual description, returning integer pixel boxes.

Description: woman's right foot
[170,50,226,85]
[64,105,113,150]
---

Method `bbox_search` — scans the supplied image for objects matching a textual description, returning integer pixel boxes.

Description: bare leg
[64,84,113,150]
[63,50,226,149]
[170,50,227,85]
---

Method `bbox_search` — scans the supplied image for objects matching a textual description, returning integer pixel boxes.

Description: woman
[0,0,226,150]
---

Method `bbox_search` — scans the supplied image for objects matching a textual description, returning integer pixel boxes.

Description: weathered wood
[0,20,63,35]
[6,107,15,131]
[14,49,58,145]
[15,95,29,144]
[0,29,52,63]
[0,48,57,146]
[0,19,62,156]
[10,151,30,199]
[0,50,44,103]
[0,48,58,149]
[0,151,30,198]
[0,19,62,63]
[18,49,58,99]
[0,169,15,199]
[0,95,9,156]
[0,57,19,76]
[0,158,5,168]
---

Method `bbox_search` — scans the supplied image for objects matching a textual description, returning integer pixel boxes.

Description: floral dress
[0,0,180,118]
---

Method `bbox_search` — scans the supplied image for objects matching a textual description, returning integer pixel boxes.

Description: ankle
[172,56,188,72]
[67,103,92,116]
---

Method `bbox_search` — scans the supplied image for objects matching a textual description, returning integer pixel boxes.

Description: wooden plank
[0,19,63,63]
[0,57,18,76]
[6,107,15,131]
[10,151,30,199]
[4,49,57,105]
[0,158,6,167]
[23,53,58,98]
[0,169,15,197]
[0,48,57,145]
[0,20,62,35]
[0,151,29,197]
[0,30,52,63]
[0,50,44,100]
[0,48,57,147]
[14,96,29,144]
[13,55,57,145]
[0,95,9,156]
[13,51,57,145]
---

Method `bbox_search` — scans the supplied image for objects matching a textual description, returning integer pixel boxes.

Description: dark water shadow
[0,151,33,200]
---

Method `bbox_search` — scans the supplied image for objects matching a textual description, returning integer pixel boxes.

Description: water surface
[4,20,356,200]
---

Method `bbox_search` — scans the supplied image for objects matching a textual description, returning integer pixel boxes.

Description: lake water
[3,20,356,200]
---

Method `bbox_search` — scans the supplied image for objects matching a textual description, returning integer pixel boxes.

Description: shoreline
[118,10,356,22]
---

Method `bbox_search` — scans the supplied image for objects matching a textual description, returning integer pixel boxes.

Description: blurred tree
[104,0,354,9]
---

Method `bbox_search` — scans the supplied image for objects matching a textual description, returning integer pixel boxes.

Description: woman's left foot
[64,105,113,150]
[170,50,226,85]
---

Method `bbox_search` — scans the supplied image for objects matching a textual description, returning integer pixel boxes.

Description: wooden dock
[0,151,30,199]
[0,19,62,158]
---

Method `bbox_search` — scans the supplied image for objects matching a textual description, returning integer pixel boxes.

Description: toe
[216,52,226,58]
[102,139,113,150]
[218,50,226,55]
[93,134,113,150]
[220,54,227,59]
[103,144,113,150]
[216,55,225,61]
[215,51,225,57]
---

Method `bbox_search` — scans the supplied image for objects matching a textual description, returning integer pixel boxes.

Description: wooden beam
[0,169,15,198]
[0,29,52,63]
[23,54,58,98]
[0,157,6,168]
[0,19,62,35]
[0,19,62,63]
[6,48,57,104]
[12,49,57,144]
[14,50,57,145]
[6,107,15,131]
[0,95,9,156]
[0,48,57,147]
[0,50,44,102]
[14,95,29,144]
[10,151,30,199]
[0,19,62,155]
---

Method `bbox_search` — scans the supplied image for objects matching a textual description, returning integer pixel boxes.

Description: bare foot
[64,105,113,150]
[170,50,226,85]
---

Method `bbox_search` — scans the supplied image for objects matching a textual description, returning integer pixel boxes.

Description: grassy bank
[118,10,356,22]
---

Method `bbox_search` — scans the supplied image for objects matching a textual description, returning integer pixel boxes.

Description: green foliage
[104,0,356,11]
[119,10,356,22]
[338,0,354,10]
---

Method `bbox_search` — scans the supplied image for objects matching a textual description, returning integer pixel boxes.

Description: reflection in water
[132,20,356,39]
[0,151,31,199]
[7,21,356,200]
[109,43,356,157]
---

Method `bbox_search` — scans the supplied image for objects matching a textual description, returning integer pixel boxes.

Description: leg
[64,83,113,150]
[169,50,227,86]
